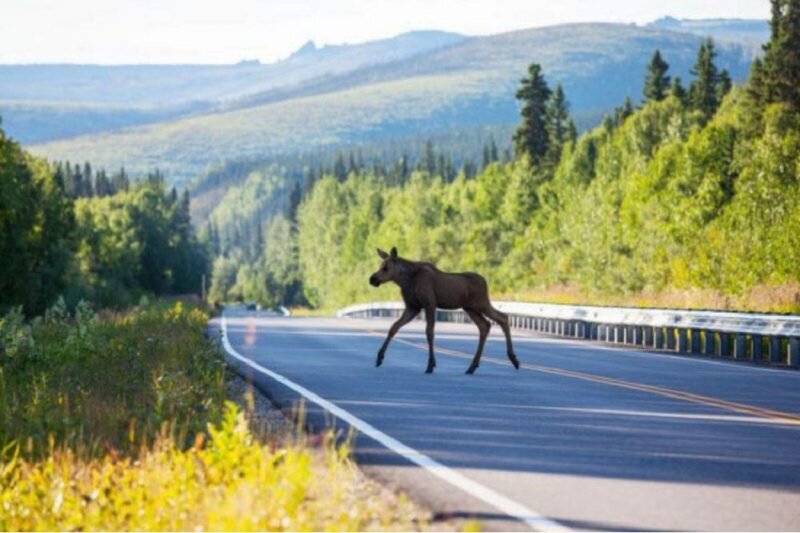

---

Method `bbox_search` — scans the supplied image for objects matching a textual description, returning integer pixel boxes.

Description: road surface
[212,308,800,531]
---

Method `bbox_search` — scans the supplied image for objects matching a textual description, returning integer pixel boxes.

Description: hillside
[23,22,761,185]
[0,30,464,143]
[647,16,769,53]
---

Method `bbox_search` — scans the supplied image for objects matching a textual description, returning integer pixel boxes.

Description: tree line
[217,1,800,312]
[0,123,207,315]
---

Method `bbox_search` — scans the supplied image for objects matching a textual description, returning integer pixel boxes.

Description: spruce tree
[670,76,688,105]
[716,68,733,104]
[689,38,721,119]
[759,0,800,109]
[333,153,347,182]
[643,50,671,102]
[544,83,570,167]
[513,63,551,163]
[567,120,578,145]
[613,97,635,126]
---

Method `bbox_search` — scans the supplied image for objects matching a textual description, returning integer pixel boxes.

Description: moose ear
[390,246,398,258]
[377,248,389,259]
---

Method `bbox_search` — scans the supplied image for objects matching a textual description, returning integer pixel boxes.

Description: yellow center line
[365,328,800,426]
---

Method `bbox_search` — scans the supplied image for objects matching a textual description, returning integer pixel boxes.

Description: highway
[212,308,800,531]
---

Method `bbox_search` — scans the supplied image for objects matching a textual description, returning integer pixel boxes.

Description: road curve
[211,308,800,531]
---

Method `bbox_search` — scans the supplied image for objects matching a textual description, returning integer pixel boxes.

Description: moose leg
[482,306,520,369]
[424,306,437,373]
[376,307,419,367]
[464,308,491,374]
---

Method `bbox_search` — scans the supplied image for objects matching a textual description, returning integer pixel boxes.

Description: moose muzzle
[369,274,381,287]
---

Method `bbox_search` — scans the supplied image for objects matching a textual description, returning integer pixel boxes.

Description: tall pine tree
[689,38,721,120]
[544,83,571,167]
[757,0,800,110]
[643,50,671,102]
[513,63,551,163]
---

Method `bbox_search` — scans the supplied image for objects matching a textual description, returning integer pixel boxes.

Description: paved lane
[212,309,800,531]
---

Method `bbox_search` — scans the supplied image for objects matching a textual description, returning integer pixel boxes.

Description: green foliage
[293,81,800,313]
[752,0,800,111]
[513,64,551,162]
[0,122,208,314]
[0,302,225,458]
[644,50,671,102]
[0,129,74,315]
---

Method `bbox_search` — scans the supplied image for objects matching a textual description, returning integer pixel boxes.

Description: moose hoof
[425,366,435,374]
[375,357,384,367]
[510,356,520,370]
[465,365,477,374]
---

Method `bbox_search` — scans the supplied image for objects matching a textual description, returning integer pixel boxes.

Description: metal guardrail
[337,301,800,368]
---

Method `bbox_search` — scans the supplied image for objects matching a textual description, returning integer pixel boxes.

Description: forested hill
[22,21,761,184]
[209,5,800,314]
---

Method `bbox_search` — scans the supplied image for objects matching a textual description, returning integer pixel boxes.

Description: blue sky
[0,0,770,64]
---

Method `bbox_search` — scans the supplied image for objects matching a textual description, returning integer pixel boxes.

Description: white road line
[220,314,568,532]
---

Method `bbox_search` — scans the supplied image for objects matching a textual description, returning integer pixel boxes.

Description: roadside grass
[501,283,800,314]
[0,301,429,531]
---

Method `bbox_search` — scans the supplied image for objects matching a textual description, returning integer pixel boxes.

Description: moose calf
[369,247,519,374]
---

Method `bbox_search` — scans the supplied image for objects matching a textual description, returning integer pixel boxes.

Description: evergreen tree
[544,83,571,167]
[759,0,800,109]
[488,137,498,162]
[82,162,93,197]
[716,68,733,103]
[643,50,671,102]
[288,181,302,222]
[689,38,721,119]
[95,169,111,197]
[670,76,688,105]
[423,140,436,175]
[333,153,347,182]
[513,63,551,163]
[613,97,635,126]
[567,120,578,145]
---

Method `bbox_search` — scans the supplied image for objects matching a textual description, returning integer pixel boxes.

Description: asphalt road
[212,308,800,531]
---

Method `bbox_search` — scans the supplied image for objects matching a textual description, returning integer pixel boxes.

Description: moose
[369,247,519,374]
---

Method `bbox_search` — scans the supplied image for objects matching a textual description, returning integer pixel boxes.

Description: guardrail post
[590,323,598,340]
[654,327,664,349]
[666,328,676,350]
[719,333,731,357]
[703,331,715,355]
[644,327,653,346]
[676,328,688,352]
[734,334,747,360]
[631,326,642,346]
[613,325,621,343]
[789,338,800,367]
[770,336,782,364]
[690,329,701,354]
[752,335,764,362]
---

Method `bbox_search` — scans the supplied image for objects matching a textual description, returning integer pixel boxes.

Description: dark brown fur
[369,247,519,374]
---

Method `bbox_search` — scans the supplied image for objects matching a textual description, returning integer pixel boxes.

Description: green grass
[0,301,429,531]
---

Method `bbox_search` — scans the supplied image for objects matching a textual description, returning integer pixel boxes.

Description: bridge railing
[337,301,800,368]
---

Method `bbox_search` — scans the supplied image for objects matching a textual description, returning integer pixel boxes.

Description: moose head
[369,247,400,287]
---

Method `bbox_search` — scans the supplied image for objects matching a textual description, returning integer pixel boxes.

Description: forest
[210,1,800,313]
[0,131,207,315]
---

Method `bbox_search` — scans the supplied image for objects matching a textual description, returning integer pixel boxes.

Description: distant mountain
[0,20,765,185]
[647,17,768,54]
[22,22,760,185]
[0,30,465,143]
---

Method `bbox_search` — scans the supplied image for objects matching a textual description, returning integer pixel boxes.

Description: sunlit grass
[0,302,431,531]
[0,403,423,531]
